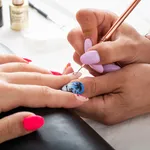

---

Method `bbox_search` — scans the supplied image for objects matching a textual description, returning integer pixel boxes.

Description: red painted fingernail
[23,58,32,63]
[23,115,45,131]
[50,71,62,75]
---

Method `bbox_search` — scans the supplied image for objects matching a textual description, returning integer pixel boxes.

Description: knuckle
[40,86,56,107]
[33,73,43,83]
[41,86,51,97]
[100,44,113,64]
[82,77,96,96]
[4,117,14,137]
[3,117,25,138]
[16,63,27,70]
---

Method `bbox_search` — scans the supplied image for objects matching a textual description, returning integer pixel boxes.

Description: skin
[67,9,150,124]
[0,54,85,143]
[1,8,150,143]
[68,9,150,75]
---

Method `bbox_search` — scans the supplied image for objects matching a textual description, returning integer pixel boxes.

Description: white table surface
[1,0,150,149]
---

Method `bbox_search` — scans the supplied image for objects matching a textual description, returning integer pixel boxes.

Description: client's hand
[68,9,150,74]
[0,55,88,143]
[62,64,150,125]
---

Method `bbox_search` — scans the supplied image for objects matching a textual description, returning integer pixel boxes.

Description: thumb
[0,112,44,143]
[62,69,121,98]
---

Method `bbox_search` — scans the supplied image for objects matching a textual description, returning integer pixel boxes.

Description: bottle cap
[12,0,24,6]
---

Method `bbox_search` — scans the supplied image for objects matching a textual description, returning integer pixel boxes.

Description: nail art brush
[76,0,141,73]
[29,1,64,29]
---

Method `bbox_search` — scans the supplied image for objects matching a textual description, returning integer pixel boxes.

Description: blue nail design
[61,82,84,94]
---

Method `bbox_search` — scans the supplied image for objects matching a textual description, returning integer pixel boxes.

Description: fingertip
[76,9,91,22]
[63,62,72,74]
[63,66,74,75]
[76,9,97,31]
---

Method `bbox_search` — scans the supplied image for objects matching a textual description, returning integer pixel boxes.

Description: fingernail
[23,115,45,131]
[80,50,100,65]
[67,72,82,79]
[84,38,92,52]
[23,58,32,63]
[50,71,62,75]
[103,64,121,73]
[75,94,89,101]
[62,81,84,94]
[90,64,104,73]
[145,34,150,40]
[63,63,71,72]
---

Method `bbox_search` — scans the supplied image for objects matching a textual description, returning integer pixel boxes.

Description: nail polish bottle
[9,0,29,31]
[0,0,3,27]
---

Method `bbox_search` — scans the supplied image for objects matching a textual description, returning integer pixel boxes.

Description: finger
[62,70,122,97]
[76,9,118,45]
[68,27,105,74]
[5,84,89,109]
[3,72,82,89]
[67,28,84,56]
[62,63,73,75]
[0,63,50,74]
[80,37,136,65]
[63,66,74,75]
[0,112,44,143]
[0,54,29,64]
[0,82,88,111]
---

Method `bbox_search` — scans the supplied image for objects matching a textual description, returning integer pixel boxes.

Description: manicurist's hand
[0,55,88,143]
[62,63,150,125]
[68,9,150,74]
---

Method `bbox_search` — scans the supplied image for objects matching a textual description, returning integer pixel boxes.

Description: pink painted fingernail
[75,94,89,101]
[50,71,62,75]
[23,58,32,63]
[103,64,121,72]
[80,50,100,65]
[23,115,45,131]
[84,38,92,52]
[90,64,104,73]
